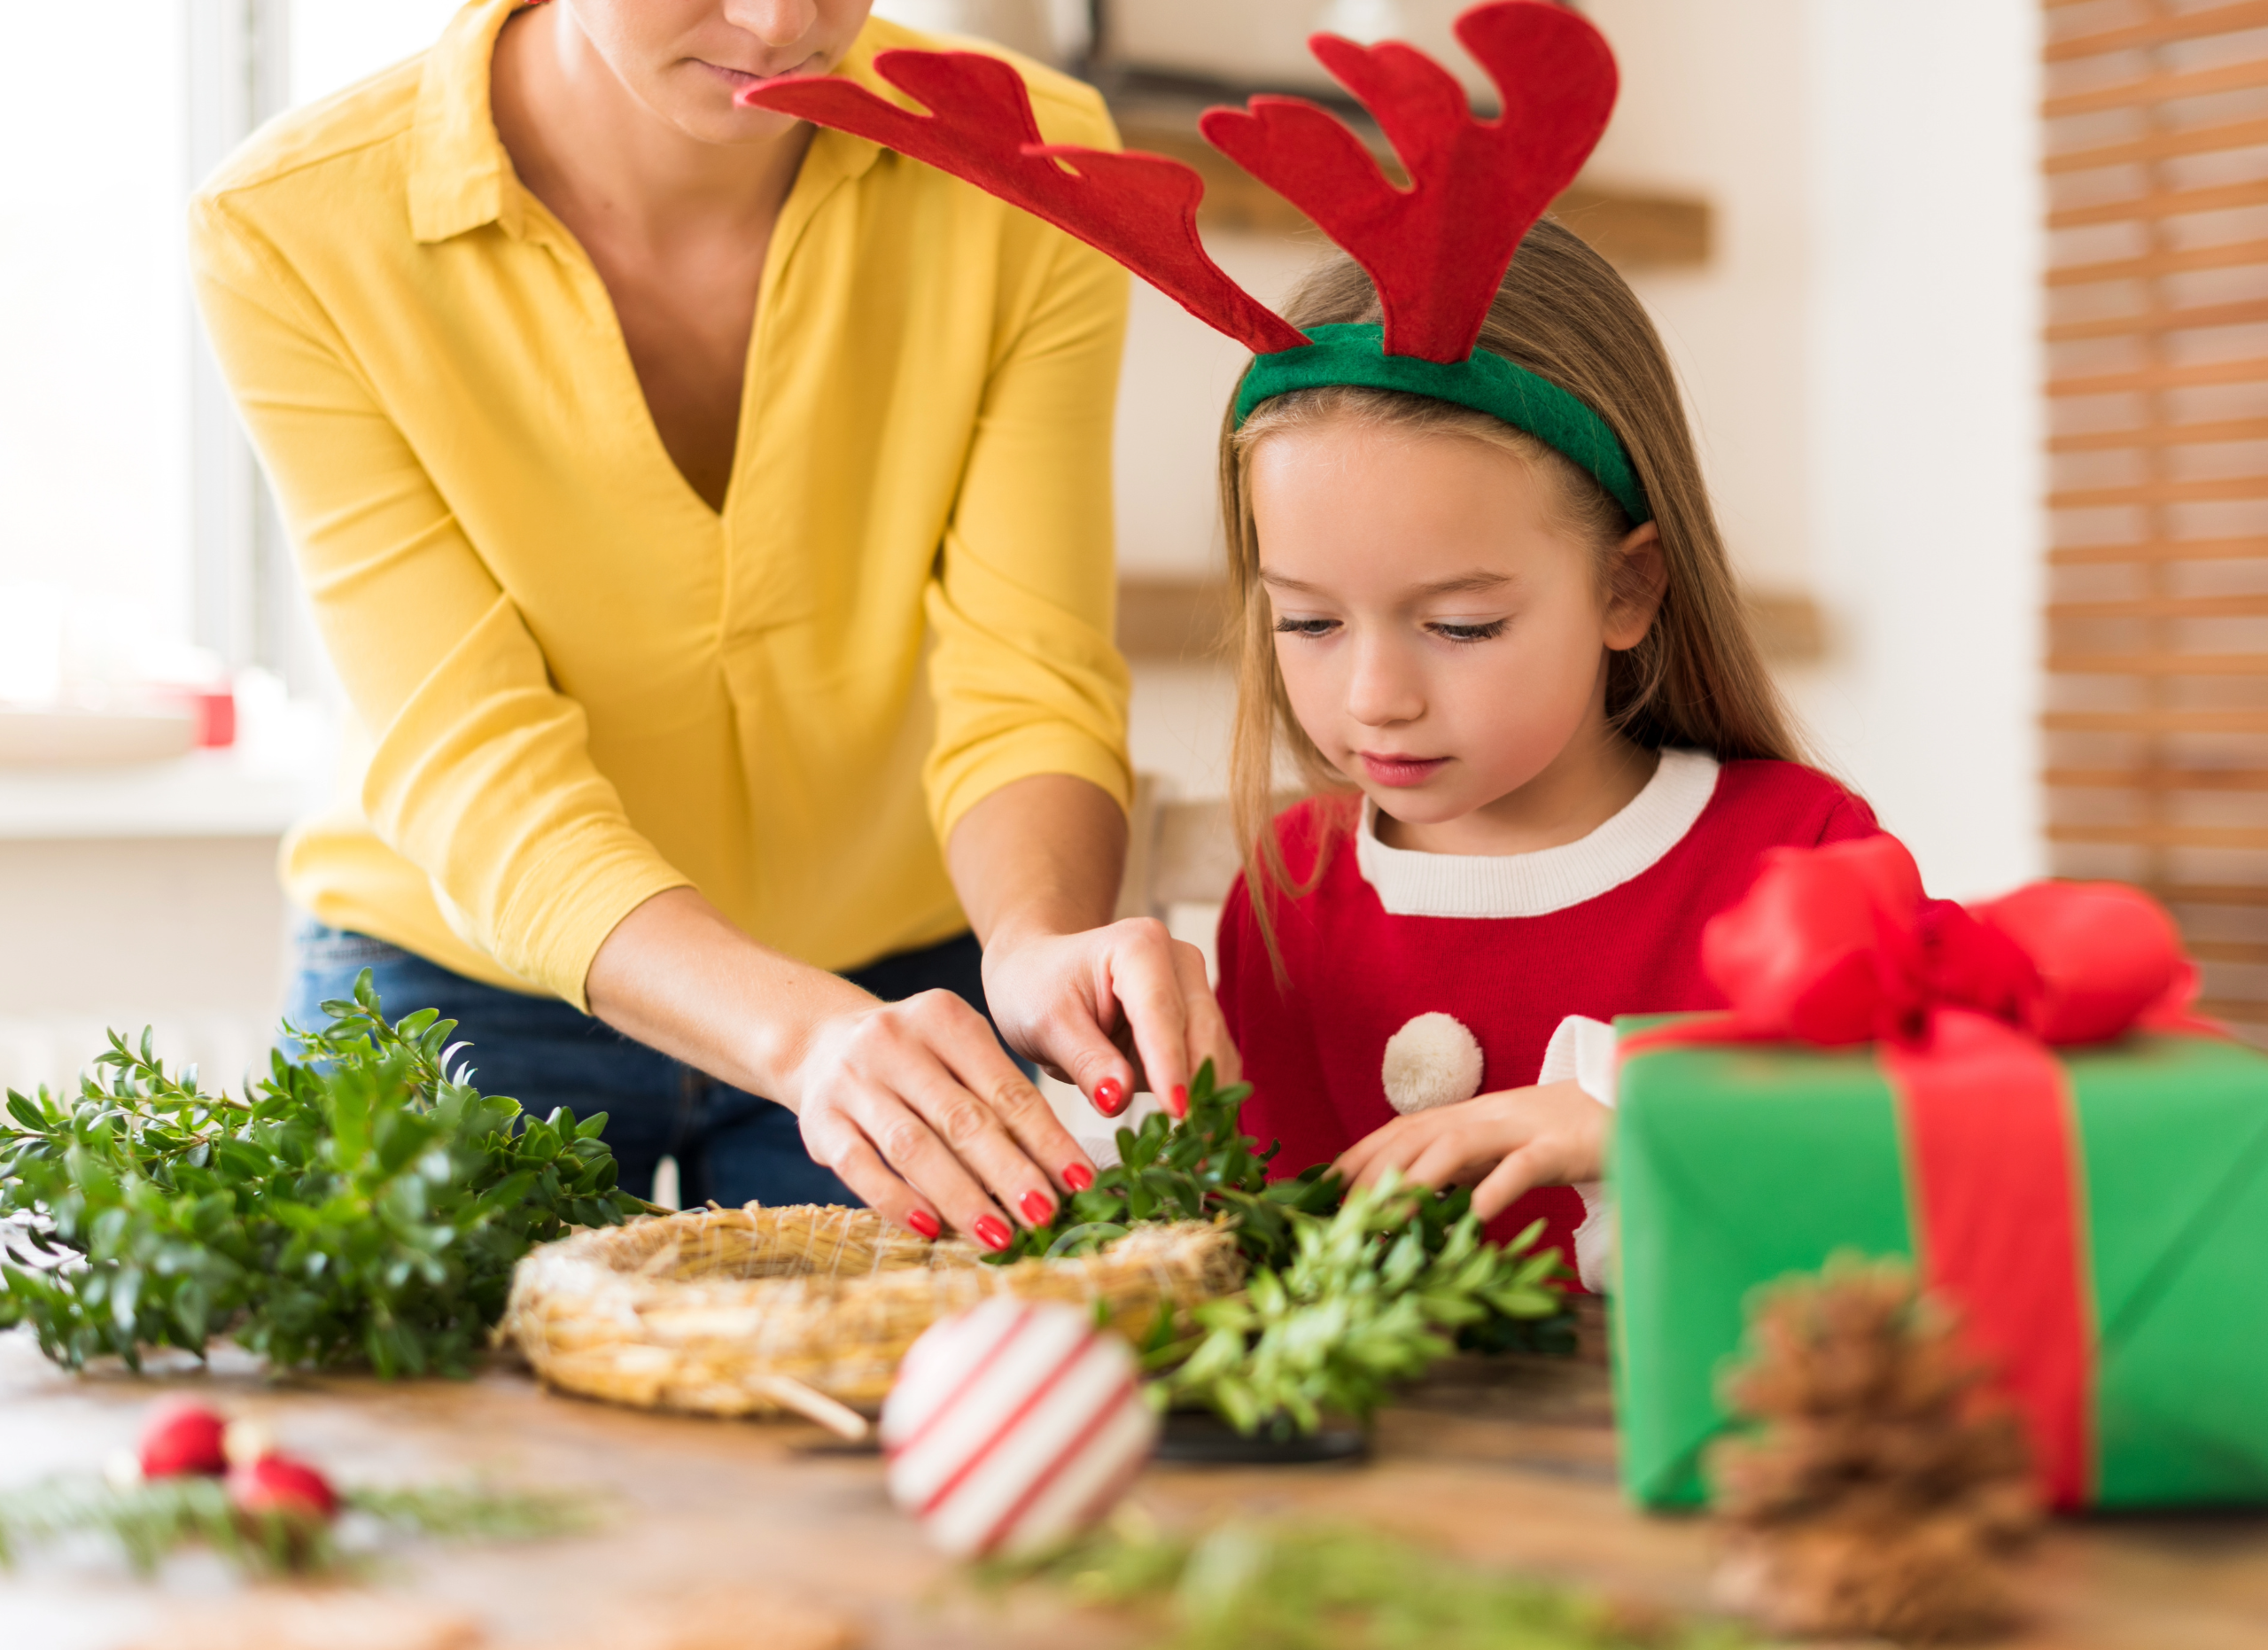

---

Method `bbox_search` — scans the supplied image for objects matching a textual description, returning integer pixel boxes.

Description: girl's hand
[1332,1079,1608,1221]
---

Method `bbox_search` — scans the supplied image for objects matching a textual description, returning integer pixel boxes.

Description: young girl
[745,0,1884,1274]
[1213,225,1880,1286]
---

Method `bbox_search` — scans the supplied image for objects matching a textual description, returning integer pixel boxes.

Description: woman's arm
[190,192,690,1005]
[586,774,1235,1248]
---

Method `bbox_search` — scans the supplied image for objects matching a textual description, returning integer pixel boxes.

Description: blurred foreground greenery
[986,1517,1756,1650]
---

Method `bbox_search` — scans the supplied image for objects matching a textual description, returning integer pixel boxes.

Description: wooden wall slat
[2050,477,2268,507]
[2048,179,2268,230]
[2047,355,2268,398]
[2050,237,2268,287]
[2046,297,2268,343]
[2049,593,2268,619]
[2046,710,2268,734]
[2048,824,2268,846]
[2052,534,2268,564]
[2047,1,2268,63]
[2041,55,2268,118]
[2046,113,2268,175]
[2049,416,2268,450]
[2047,655,2268,674]
[2046,767,2268,788]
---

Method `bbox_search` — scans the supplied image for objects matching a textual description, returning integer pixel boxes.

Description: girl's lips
[1360,752,1449,788]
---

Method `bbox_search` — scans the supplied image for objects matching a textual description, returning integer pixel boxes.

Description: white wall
[1569,3,2047,899]
[1796,1,2044,898]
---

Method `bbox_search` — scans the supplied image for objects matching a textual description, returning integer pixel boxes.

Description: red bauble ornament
[137,1401,229,1479]
[228,1454,340,1522]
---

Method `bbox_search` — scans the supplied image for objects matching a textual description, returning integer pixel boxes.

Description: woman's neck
[491,4,813,253]
[1374,717,1660,858]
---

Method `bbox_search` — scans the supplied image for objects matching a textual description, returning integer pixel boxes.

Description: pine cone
[1707,1254,2039,1642]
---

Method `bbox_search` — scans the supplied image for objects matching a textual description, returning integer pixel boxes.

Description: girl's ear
[1602,521,1667,652]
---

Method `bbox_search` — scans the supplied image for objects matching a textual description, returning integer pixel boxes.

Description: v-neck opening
[485,19,878,525]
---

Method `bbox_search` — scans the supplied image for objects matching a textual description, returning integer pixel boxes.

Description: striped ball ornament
[881,1296,1158,1558]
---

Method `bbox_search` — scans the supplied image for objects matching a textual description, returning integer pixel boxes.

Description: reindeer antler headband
[742,0,1649,524]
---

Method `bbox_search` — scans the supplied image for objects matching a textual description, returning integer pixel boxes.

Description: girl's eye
[1430,619,1508,643]
[1274,617,1340,639]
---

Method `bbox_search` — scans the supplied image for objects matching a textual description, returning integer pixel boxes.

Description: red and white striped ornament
[882,1297,1157,1558]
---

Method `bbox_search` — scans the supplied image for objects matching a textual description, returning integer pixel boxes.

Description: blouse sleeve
[189,194,690,1008]
[921,205,1135,845]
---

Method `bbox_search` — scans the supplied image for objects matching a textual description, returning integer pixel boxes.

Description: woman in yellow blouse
[190,0,1229,1249]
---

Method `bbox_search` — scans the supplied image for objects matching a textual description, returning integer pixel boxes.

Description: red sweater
[1216,753,1883,1279]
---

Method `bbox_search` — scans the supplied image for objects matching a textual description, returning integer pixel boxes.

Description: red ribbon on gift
[1623,835,2203,1507]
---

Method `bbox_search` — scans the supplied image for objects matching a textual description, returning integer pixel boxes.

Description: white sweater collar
[1355,749,1721,918]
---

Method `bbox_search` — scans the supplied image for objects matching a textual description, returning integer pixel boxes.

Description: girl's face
[560,0,875,144]
[1249,418,1662,845]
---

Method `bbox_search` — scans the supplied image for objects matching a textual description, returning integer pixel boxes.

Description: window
[2042,0,2268,1038]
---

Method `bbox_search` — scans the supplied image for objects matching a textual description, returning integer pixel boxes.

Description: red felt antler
[1199,0,1618,363]
[741,51,1308,355]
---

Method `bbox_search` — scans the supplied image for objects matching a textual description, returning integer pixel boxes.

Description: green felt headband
[1231,323,1652,525]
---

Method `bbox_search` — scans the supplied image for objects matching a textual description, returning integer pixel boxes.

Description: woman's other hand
[586,889,1095,1251]
[1332,1079,1608,1221]
[781,989,1094,1252]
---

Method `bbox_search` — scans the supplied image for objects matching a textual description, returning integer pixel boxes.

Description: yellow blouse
[190,1,1133,1008]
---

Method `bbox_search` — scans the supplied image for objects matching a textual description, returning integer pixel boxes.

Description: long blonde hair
[1223,219,1803,955]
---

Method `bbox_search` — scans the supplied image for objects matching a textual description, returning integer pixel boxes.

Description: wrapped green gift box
[1610,1020,2268,1511]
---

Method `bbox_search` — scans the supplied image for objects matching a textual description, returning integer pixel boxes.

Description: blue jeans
[283,922,1008,1210]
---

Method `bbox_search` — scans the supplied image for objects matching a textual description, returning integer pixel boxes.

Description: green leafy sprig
[0,1473,591,1577]
[995,1061,1575,1433]
[0,971,644,1376]
[986,1061,1339,1271]
[1151,1175,1565,1434]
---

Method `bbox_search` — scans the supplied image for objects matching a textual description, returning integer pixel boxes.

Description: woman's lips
[709,56,820,98]
[1359,752,1449,788]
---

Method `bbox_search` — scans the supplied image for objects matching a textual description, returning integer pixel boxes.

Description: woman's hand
[780,990,1094,1252]
[1332,1080,1609,1221]
[979,918,1238,1121]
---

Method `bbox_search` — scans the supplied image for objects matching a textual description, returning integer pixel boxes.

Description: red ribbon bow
[1702,835,2198,1049]
[1636,835,2204,1507]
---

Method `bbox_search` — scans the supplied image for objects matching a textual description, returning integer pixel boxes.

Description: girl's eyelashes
[1429,619,1509,643]
[1272,615,1508,642]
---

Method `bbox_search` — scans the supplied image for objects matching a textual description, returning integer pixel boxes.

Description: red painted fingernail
[1169,1083,1189,1119]
[1094,1078,1125,1117]
[906,1209,941,1241]
[1063,1163,1094,1193]
[1019,1188,1054,1225]
[974,1215,1013,1252]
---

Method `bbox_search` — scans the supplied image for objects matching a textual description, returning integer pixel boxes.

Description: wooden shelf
[1117,576,1823,665]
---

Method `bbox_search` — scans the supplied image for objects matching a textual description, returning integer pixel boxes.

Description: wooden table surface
[4,1326,2265,1650]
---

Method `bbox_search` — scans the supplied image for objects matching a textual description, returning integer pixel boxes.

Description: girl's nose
[1344,636,1425,729]
[724,0,822,50]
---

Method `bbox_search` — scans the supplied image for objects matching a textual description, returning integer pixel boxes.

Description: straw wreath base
[500,1204,1242,1420]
